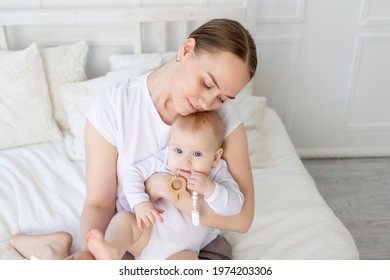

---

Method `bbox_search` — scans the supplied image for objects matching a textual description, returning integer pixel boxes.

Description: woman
[10,18,257,260]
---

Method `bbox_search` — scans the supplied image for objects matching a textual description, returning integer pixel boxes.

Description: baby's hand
[186,172,215,198]
[134,201,164,231]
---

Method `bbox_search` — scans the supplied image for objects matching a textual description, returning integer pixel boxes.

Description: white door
[253,0,390,157]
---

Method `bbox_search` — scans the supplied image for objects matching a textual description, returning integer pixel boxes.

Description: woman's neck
[147,62,178,125]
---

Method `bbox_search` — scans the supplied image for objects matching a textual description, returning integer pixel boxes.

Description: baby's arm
[133,201,164,231]
[121,149,168,216]
[187,160,244,216]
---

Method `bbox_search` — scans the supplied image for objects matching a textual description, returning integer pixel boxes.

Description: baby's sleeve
[204,160,244,216]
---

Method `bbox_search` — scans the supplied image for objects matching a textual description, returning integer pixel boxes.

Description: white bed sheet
[0,139,85,258]
[221,109,359,259]
[0,108,359,260]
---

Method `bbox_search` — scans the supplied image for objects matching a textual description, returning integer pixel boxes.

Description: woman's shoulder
[86,73,148,121]
[217,100,236,114]
[216,101,243,138]
[98,72,150,107]
[217,100,241,123]
[108,73,147,96]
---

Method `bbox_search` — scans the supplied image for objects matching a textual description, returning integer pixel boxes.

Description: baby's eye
[193,151,202,157]
[175,148,183,154]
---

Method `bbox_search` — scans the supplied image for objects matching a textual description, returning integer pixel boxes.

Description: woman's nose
[198,95,214,111]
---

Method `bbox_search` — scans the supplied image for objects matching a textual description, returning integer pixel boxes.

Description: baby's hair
[171,111,224,148]
[189,18,257,80]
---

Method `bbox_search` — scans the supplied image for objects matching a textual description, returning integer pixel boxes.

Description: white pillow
[239,79,254,97]
[1,41,89,132]
[235,95,268,168]
[40,41,88,131]
[0,43,63,150]
[109,51,177,72]
[62,68,147,160]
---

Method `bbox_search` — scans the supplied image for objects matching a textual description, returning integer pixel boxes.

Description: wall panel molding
[343,35,390,130]
[254,36,301,129]
[257,0,306,24]
[360,0,390,26]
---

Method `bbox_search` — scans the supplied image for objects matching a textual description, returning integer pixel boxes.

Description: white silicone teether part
[192,210,200,226]
[191,190,199,226]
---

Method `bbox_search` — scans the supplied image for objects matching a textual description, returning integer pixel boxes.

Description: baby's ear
[213,148,223,167]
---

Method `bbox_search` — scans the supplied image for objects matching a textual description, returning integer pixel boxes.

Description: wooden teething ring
[168,175,191,201]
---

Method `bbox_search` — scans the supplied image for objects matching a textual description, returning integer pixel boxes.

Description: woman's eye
[175,148,183,154]
[193,151,202,157]
[202,80,212,90]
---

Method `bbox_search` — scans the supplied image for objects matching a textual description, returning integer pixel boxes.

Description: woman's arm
[220,124,254,232]
[146,124,254,233]
[80,120,119,249]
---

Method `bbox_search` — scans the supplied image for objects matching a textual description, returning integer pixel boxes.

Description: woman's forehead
[198,51,250,92]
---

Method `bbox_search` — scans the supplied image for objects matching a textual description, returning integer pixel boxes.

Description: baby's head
[168,111,224,176]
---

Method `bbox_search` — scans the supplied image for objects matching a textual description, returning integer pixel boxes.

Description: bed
[0,4,359,260]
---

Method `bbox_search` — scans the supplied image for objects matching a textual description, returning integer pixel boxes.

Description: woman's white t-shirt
[85,72,243,198]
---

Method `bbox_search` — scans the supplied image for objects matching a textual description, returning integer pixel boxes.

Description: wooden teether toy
[168,175,191,201]
[168,173,200,226]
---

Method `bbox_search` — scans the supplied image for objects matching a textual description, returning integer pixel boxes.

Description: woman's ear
[178,38,196,59]
[212,147,224,167]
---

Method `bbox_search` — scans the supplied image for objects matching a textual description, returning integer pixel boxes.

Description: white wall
[1,0,389,157]
[253,0,390,157]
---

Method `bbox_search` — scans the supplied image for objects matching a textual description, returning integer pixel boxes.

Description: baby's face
[167,126,220,176]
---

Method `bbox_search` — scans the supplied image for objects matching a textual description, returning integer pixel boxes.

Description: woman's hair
[171,111,224,149]
[189,18,257,79]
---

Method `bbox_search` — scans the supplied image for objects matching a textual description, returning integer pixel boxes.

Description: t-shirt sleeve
[217,100,243,139]
[85,84,121,146]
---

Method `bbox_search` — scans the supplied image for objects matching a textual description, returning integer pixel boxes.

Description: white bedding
[0,108,359,260]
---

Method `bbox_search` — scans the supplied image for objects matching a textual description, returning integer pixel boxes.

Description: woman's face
[171,41,250,116]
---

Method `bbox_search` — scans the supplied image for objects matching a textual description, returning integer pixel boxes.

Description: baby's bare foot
[10,232,72,260]
[85,229,119,260]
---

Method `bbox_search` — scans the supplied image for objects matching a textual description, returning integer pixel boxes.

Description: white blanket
[0,108,359,259]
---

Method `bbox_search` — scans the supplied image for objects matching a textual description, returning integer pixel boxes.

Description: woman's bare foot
[85,229,119,260]
[10,231,72,260]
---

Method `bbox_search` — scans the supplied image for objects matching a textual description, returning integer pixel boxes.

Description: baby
[85,111,244,260]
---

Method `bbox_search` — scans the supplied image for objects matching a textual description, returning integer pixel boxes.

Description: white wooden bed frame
[0,3,257,78]
[0,3,255,54]
[0,3,359,260]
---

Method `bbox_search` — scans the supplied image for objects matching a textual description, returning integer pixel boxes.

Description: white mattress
[0,108,359,259]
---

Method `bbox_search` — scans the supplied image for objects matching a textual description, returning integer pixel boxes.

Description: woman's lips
[187,99,197,112]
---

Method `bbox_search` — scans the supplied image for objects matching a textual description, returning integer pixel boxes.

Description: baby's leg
[10,231,72,260]
[167,251,198,260]
[86,211,150,260]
